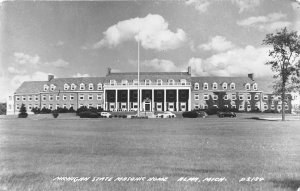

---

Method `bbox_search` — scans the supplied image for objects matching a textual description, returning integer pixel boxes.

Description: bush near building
[78,111,100,118]
[18,104,28,118]
[0,103,6,115]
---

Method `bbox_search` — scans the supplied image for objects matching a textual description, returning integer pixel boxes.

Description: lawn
[0,117,299,191]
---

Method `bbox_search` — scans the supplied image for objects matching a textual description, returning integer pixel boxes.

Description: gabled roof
[191,76,255,91]
[15,77,106,94]
[105,72,191,82]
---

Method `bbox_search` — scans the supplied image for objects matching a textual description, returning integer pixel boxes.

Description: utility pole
[137,39,140,117]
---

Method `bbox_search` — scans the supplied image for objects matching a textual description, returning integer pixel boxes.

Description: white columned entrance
[164,89,166,111]
[176,89,179,111]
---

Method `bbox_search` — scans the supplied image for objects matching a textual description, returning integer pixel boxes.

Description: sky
[0,0,299,102]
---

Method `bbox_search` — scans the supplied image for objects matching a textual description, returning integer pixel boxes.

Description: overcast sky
[0,0,299,102]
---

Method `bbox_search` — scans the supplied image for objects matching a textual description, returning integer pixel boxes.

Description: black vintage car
[217,112,236,118]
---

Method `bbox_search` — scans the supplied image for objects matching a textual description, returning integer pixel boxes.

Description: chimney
[107,67,112,76]
[248,73,254,81]
[188,66,191,75]
[48,75,54,81]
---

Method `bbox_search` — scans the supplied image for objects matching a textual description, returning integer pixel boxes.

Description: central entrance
[143,97,151,111]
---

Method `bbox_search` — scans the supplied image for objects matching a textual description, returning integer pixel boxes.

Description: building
[6,67,298,115]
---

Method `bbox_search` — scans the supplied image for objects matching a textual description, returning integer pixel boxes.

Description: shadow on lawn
[158,167,225,177]
[269,178,300,190]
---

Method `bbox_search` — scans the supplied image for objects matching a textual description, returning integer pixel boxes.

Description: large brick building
[6,67,298,115]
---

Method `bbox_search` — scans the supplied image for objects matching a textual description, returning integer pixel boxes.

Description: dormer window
[50,84,55,91]
[253,83,258,90]
[245,83,250,90]
[121,80,128,85]
[168,79,175,85]
[110,80,116,86]
[222,83,227,90]
[157,79,162,85]
[71,83,76,90]
[212,82,218,90]
[230,83,235,90]
[194,83,199,90]
[43,84,49,91]
[80,83,85,90]
[64,84,69,90]
[88,83,94,90]
[145,79,151,85]
[180,79,186,85]
[97,83,102,90]
[133,79,138,85]
[203,83,208,90]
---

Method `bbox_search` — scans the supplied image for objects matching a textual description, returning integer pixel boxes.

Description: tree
[18,104,28,118]
[263,27,300,121]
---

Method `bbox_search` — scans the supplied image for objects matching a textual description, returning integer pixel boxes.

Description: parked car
[157,111,176,118]
[100,112,112,118]
[217,112,236,118]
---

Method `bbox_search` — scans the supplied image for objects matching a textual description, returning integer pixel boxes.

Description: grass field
[0,116,300,191]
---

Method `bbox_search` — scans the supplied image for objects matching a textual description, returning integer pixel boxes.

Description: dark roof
[254,77,275,93]
[105,72,191,82]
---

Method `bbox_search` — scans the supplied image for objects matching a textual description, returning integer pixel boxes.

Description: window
[22,96,26,101]
[277,105,282,110]
[253,83,258,90]
[97,104,102,109]
[70,94,74,100]
[97,83,102,90]
[71,84,76,90]
[213,104,218,108]
[271,105,275,110]
[145,79,151,85]
[63,95,67,100]
[89,83,94,90]
[224,94,228,100]
[79,104,83,108]
[232,94,236,100]
[70,104,74,109]
[79,94,84,100]
[203,83,208,90]
[264,105,268,110]
[239,94,244,100]
[194,103,199,109]
[80,83,85,90]
[16,105,20,110]
[204,94,209,100]
[64,84,69,90]
[16,96,20,101]
[285,105,289,110]
[35,96,38,101]
[88,94,93,100]
[230,83,235,90]
[180,79,186,85]
[222,83,227,90]
[247,105,251,110]
[97,94,102,100]
[263,95,268,100]
[194,83,199,90]
[42,95,46,101]
[49,104,53,110]
[212,82,218,90]
[110,80,116,86]
[168,79,175,85]
[49,95,53,101]
[213,95,218,100]
[56,104,60,109]
[157,79,162,85]
[194,94,199,100]
[271,95,275,100]
[247,94,251,100]
[133,79,138,85]
[28,96,32,101]
[42,104,46,109]
[28,104,32,110]
[245,83,250,90]
[88,104,93,108]
[43,84,49,91]
[232,105,236,109]
[239,105,244,110]
[50,84,55,91]
[63,104,67,108]
[56,95,60,101]
[255,94,259,100]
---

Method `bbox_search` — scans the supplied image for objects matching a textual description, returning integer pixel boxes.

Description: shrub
[263,109,279,113]
[122,115,127,118]
[78,111,100,118]
[18,104,28,118]
[182,111,198,118]
[52,110,59,118]
[40,107,52,114]
[206,106,219,115]
[31,107,41,114]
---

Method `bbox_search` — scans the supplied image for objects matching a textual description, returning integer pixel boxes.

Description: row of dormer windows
[43,83,103,91]
[194,93,260,101]
[193,82,257,91]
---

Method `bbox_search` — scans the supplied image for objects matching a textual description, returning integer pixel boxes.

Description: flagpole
[137,38,140,117]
